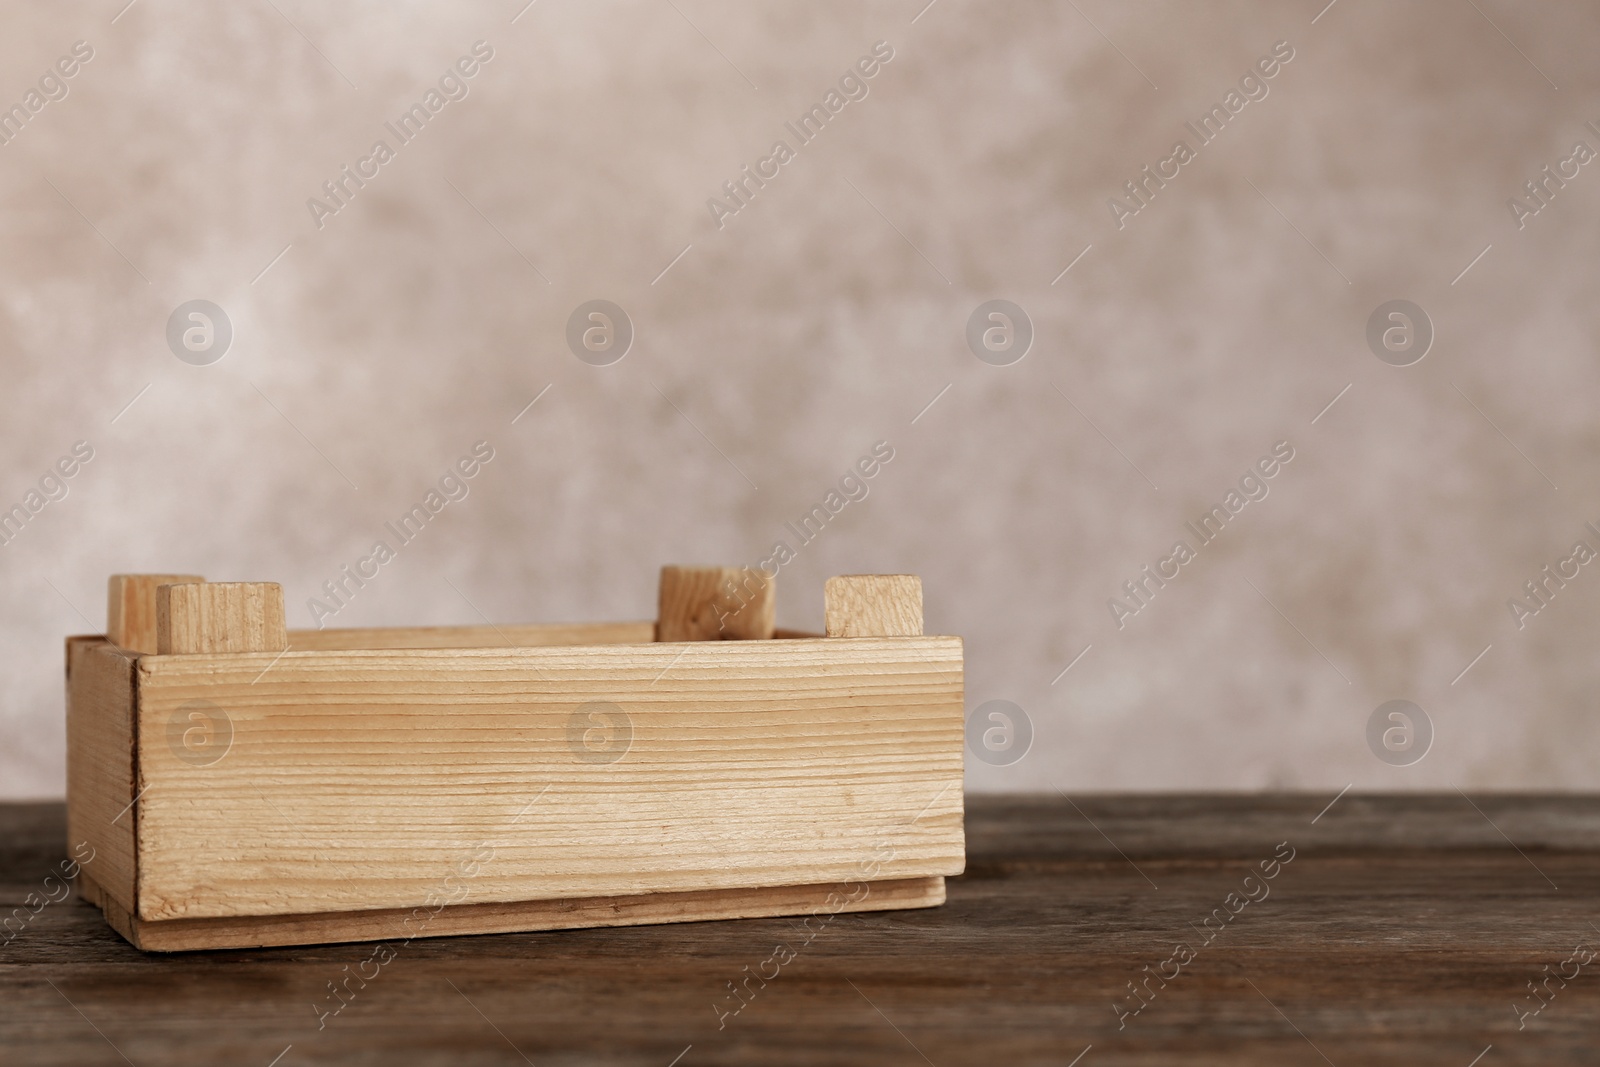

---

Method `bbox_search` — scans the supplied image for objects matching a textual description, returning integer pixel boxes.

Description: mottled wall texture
[3,1,1598,797]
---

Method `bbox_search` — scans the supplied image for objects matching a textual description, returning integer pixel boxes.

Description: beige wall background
[3,0,1598,798]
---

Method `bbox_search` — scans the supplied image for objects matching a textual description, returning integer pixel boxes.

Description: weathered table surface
[3,794,1597,1065]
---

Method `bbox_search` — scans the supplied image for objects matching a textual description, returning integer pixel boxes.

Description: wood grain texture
[130,637,965,921]
[63,638,139,913]
[156,581,288,655]
[825,575,923,637]
[6,796,1598,1065]
[105,574,203,653]
[286,620,657,651]
[77,870,944,952]
[658,565,775,641]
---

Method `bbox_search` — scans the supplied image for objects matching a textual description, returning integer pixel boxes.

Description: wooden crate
[65,568,965,951]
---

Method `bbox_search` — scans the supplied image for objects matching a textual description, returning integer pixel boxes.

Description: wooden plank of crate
[657,565,775,641]
[78,869,944,953]
[824,575,924,637]
[132,636,965,921]
[156,582,288,655]
[107,574,203,653]
[287,620,656,651]
[64,638,141,914]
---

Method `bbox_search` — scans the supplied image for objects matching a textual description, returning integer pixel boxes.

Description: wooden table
[3,795,1597,1065]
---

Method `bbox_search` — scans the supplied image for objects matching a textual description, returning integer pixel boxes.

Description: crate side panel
[65,638,140,913]
[135,638,964,921]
